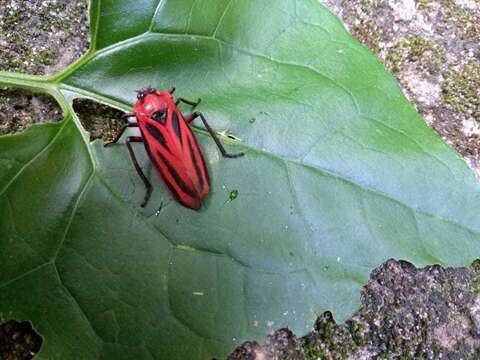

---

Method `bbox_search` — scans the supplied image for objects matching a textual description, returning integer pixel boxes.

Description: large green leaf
[1,0,480,359]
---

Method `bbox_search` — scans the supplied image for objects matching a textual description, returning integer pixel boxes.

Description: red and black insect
[105,86,244,209]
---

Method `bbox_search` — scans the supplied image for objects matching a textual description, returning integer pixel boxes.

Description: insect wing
[140,106,210,209]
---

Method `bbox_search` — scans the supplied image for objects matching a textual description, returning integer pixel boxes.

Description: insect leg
[183,113,196,124]
[168,87,176,94]
[189,111,244,158]
[121,112,136,122]
[126,136,153,207]
[104,123,138,147]
[176,97,201,108]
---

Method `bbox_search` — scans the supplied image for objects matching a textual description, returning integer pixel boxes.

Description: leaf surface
[1,1,480,359]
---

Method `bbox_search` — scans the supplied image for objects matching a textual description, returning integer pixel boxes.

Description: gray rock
[229,260,480,359]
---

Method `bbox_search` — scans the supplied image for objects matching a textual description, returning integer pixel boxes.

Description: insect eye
[137,91,149,101]
[151,109,167,124]
[136,86,156,101]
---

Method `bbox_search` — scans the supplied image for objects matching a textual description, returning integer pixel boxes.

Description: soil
[72,98,126,142]
[0,0,480,359]
[0,87,63,135]
[0,320,42,360]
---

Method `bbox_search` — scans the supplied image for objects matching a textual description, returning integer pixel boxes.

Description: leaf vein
[211,0,233,38]
[0,121,67,199]
[52,169,95,262]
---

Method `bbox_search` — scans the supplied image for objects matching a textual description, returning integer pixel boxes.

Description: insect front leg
[187,111,244,158]
[104,123,139,147]
[176,97,201,108]
[126,136,153,207]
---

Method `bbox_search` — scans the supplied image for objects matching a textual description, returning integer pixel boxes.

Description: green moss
[469,272,480,294]
[302,340,324,359]
[36,49,54,65]
[1,7,52,72]
[351,18,383,55]
[471,259,480,272]
[385,36,444,74]
[349,320,365,346]
[360,0,379,6]
[441,2,480,42]
[408,37,434,61]
[417,0,434,10]
[1,1,89,75]
[4,8,21,27]
[309,314,355,359]
[39,22,51,31]
[352,322,363,334]
[442,63,480,118]
[1,42,32,70]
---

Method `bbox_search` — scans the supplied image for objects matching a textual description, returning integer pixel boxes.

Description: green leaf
[1,0,480,359]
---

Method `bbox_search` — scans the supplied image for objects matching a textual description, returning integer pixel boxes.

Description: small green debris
[222,185,240,203]
[249,117,256,124]
[229,189,239,202]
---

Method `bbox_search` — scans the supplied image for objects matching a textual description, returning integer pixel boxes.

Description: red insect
[105,86,244,209]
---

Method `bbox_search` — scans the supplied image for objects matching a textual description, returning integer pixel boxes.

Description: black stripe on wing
[157,150,196,198]
[172,112,182,143]
[188,137,205,189]
[151,109,167,124]
[146,123,169,152]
